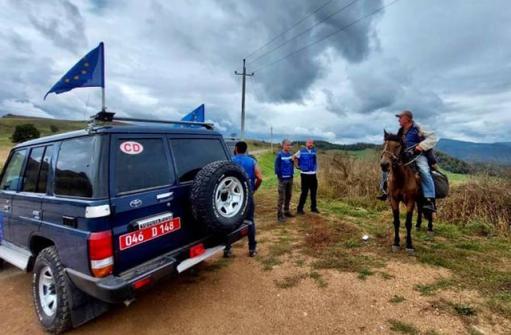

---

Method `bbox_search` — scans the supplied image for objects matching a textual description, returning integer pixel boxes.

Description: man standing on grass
[294,138,319,214]
[228,141,263,257]
[275,139,295,222]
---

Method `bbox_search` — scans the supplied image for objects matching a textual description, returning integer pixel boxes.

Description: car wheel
[33,246,73,334]
[191,160,252,234]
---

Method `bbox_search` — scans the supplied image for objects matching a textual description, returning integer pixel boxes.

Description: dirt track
[0,195,509,334]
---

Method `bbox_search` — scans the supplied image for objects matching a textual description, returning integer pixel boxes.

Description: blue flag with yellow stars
[44,42,104,99]
[181,104,205,122]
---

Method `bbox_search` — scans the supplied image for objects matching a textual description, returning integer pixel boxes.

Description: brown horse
[380,131,433,254]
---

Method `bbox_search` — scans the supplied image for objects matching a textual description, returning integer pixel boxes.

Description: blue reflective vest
[298,147,317,173]
[232,154,256,190]
[275,151,294,179]
[402,124,422,149]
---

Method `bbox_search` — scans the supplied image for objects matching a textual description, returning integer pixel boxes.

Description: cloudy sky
[0,0,510,143]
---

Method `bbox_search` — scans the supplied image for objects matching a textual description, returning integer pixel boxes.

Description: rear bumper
[66,223,249,304]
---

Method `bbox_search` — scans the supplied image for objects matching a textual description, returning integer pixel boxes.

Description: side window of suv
[22,145,52,193]
[55,136,106,198]
[170,138,228,182]
[0,149,27,191]
[115,138,174,194]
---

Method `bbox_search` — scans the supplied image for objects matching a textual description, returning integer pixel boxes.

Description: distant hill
[0,114,86,165]
[437,139,511,165]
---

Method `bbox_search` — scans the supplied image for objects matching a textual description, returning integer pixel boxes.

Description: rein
[382,142,421,167]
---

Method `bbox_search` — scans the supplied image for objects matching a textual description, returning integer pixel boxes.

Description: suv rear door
[110,135,191,273]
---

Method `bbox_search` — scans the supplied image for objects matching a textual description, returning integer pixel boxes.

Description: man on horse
[377,110,438,212]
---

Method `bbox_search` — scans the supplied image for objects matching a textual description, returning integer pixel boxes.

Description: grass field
[0,115,86,166]
[254,150,511,329]
[0,117,509,332]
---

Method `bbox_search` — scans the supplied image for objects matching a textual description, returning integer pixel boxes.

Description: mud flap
[68,274,110,328]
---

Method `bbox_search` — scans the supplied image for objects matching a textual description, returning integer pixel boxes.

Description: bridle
[381,141,402,167]
[382,141,421,167]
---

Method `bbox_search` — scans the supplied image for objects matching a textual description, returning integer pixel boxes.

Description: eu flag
[44,42,105,99]
[181,104,205,122]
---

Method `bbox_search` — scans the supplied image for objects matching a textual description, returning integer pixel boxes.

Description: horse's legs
[390,198,400,250]
[405,200,415,252]
[416,198,423,231]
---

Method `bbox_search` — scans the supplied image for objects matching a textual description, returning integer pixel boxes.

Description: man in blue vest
[275,139,295,222]
[229,141,263,257]
[294,139,319,214]
[377,110,438,212]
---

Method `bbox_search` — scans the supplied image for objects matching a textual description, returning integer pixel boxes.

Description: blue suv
[0,113,252,333]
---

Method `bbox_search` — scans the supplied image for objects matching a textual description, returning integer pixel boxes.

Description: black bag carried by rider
[431,170,449,199]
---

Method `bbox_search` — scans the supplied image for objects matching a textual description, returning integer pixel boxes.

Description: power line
[247,0,360,66]
[253,0,400,73]
[245,0,338,60]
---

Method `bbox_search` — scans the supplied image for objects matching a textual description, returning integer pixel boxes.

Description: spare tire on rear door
[190,160,252,234]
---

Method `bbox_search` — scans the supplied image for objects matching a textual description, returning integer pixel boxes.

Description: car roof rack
[88,111,214,130]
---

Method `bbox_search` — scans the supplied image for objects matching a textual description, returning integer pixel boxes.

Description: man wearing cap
[275,139,295,222]
[378,110,438,212]
[294,139,319,214]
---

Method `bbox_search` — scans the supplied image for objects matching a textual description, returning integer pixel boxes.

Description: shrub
[317,151,381,206]
[437,177,511,234]
[11,124,40,143]
[50,124,59,133]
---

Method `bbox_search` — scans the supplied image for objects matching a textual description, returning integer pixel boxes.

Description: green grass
[357,268,375,280]
[415,279,453,296]
[256,151,279,189]
[389,295,406,304]
[274,273,307,289]
[388,319,419,334]
[257,255,283,271]
[441,168,471,185]
[0,115,86,166]
[309,271,328,288]
[453,303,476,316]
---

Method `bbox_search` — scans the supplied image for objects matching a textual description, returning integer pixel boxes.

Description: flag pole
[101,87,105,112]
[101,42,106,112]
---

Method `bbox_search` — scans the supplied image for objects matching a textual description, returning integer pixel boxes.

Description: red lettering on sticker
[120,141,144,155]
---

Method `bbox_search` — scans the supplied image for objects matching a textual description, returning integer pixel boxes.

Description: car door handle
[156,192,174,201]
[3,205,10,211]
[33,210,41,220]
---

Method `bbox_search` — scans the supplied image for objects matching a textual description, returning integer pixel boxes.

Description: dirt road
[0,194,509,334]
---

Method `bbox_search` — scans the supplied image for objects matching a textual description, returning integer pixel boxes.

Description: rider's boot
[423,198,436,212]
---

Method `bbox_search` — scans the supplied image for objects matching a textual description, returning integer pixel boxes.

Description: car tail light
[189,243,205,258]
[132,277,153,290]
[88,230,113,278]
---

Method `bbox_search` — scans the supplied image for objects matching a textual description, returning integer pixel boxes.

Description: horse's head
[381,130,402,172]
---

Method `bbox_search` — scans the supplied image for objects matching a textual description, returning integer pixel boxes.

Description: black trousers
[297,173,318,211]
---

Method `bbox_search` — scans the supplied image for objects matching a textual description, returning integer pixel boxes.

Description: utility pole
[235,59,254,139]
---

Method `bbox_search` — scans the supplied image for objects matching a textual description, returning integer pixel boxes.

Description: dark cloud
[0,0,510,143]
[26,0,88,54]
[238,0,383,102]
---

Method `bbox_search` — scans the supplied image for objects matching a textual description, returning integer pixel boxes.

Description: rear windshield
[170,138,227,182]
[115,138,174,194]
[55,135,108,198]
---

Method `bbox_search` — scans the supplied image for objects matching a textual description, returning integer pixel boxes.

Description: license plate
[119,217,181,251]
